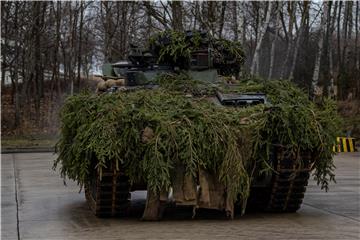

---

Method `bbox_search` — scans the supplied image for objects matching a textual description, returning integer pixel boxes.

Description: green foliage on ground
[2,136,57,149]
[54,75,341,209]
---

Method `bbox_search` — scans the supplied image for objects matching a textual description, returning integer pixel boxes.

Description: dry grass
[1,135,58,149]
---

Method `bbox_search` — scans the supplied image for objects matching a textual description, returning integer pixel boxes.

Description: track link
[247,149,313,213]
[85,167,131,217]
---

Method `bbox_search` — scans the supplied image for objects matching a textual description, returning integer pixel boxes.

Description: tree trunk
[1,4,8,89]
[329,1,338,99]
[33,2,43,119]
[311,2,328,98]
[355,1,359,70]
[70,4,74,95]
[146,4,153,39]
[102,2,112,62]
[337,1,343,69]
[143,1,170,30]
[38,2,46,99]
[240,2,246,45]
[289,2,310,81]
[56,1,62,97]
[69,2,79,95]
[207,1,216,36]
[268,2,281,80]
[218,1,227,38]
[77,1,84,92]
[342,2,349,68]
[13,62,20,129]
[250,2,272,76]
[346,2,353,71]
[13,2,21,128]
[1,64,5,89]
[232,1,238,41]
[357,1,360,98]
[321,1,332,94]
[280,2,296,79]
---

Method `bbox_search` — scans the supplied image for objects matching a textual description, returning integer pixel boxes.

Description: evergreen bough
[54,77,340,209]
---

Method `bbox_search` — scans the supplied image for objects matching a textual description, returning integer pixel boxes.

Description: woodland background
[1,1,359,141]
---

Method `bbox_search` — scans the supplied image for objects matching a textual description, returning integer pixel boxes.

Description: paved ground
[1,152,359,240]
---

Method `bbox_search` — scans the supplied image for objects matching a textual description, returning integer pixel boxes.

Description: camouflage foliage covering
[54,75,341,215]
[149,30,245,76]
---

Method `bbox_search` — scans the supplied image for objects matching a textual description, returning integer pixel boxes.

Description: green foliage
[213,39,245,66]
[149,30,245,72]
[54,76,340,209]
[153,72,216,96]
[312,98,341,190]
[54,88,263,204]
[156,31,192,65]
[224,79,341,190]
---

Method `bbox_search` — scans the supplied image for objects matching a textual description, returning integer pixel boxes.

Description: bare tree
[218,1,227,38]
[76,2,84,91]
[289,1,310,81]
[232,1,238,41]
[268,2,281,80]
[280,2,296,79]
[342,1,350,68]
[355,1,359,70]
[329,1,338,99]
[240,2,247,45]
[337,1,343,72]
[3,0,360,135]
[311,2,329,97]
[250,2,273,76]
[143,1,170,30]
[50,1,62,97]
[170,1,183,31]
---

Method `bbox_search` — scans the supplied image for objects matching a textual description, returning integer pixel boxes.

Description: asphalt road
[1,152,359,240]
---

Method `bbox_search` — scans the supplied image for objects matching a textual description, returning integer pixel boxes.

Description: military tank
[55,30,338,219]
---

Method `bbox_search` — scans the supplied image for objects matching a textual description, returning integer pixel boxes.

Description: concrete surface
[1,152,359,240]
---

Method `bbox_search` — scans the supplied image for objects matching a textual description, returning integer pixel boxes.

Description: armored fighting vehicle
[82,31,315,218]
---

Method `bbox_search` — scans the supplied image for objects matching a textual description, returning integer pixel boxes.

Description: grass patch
[2,135,58,149]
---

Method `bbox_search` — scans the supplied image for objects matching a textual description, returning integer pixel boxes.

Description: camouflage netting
[54,76,341,219]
